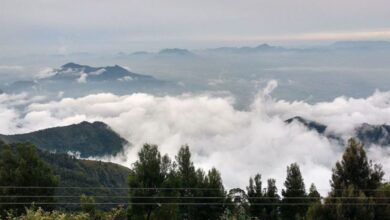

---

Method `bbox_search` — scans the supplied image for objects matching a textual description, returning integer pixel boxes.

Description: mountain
[331,41,390,50]
[48,62,154,82]
[285,116,327,134]
[158,48,194,56]
[0,121,128,157]
[355,123,390,146]
[3,63,175,96]
[286,116,390,147]
[205,43,286,54]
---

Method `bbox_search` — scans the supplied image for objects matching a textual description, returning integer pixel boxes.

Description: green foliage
[307,183,321,203]
[38,150,130,211]
[0,121,127,157]
[128,144,226,220]
[331,138,384,197]
[374,183,390,220]
[128,144,168,220]
[247,174,264,218]
[281,163,307,220]
[5,206,127,220]
[308,138,386,220]
[0,142,59,216]
[80,195,96,217]
[263,179,280,220]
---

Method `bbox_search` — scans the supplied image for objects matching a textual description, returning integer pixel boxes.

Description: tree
[264,179,280,220]
[0,142,59,216]
[128,144,169,220]
[80,194,96,217]
[175,145,198,219]
[327,139,383,220]
[246,174,264,218]
[374,183,390,220]
[281,163,307,220]
[331,138,383,197]
[309,138,385,220]
[226,188,249,220]
[307,183,320,203]
[203,168,226,220]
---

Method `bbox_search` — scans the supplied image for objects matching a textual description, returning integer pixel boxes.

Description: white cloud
[1,81,389,191]
[77,73,88,83]
[35,67,56,79]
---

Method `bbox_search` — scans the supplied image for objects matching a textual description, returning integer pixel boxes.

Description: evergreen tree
[246,174,264,218]
[204,168,226,220]
[309,138,385,220]
[281,163,307,220]
[307,183,321,203]
[175,145,198,219]
[264,178,280,220]
[128,144,170,220]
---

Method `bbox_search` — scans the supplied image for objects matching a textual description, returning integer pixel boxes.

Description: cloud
[77,73,88,83]
[0,82,389,192]
[35,67,56,79]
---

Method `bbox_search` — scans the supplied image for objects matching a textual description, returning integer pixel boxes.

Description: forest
[0,139,389,220]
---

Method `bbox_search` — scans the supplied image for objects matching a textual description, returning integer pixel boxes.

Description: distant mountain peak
[256,43,272,49]
[331,41,390,49]
[158,48,193,56]
[285,116,327,134]
[61,62,86,69]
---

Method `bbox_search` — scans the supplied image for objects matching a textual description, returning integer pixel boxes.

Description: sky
[1,0,390,56]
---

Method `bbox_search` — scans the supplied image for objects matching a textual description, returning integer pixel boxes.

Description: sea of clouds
[0,80,389,193]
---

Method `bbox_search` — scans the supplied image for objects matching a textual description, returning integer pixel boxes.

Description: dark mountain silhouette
[286,116,390,147]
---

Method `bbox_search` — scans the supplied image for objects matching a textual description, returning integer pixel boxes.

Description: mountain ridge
[285,116,390,147]
[0,121,128,157]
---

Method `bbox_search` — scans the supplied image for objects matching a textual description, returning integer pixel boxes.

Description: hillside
[0,121,128,157]
[38,150,130,210]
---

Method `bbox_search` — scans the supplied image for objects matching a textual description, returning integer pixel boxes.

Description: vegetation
[0,142,59,216]
[0,138,389,219]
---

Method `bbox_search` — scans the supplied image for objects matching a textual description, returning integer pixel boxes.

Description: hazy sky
[1,0,390,55]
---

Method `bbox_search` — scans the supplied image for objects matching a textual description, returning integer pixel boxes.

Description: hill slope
[0,121,128,157]
[38,150,130,210]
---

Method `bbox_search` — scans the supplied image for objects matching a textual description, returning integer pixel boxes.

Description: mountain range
[286,116,390,147]
[48,62,154,82]
[0,121,128,157]
[3,63,175,97]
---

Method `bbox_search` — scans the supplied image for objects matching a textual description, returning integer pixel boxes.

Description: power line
[0,196,389,199]
[0,202,388,206]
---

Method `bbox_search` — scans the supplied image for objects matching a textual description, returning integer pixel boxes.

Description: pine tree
[264,178,280,220]
[281,163,307,220]
[176,145,198,219]
[308,183,321,203]
[246,174,264,218]
[310,138,385,220]
[128,144,169,220]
